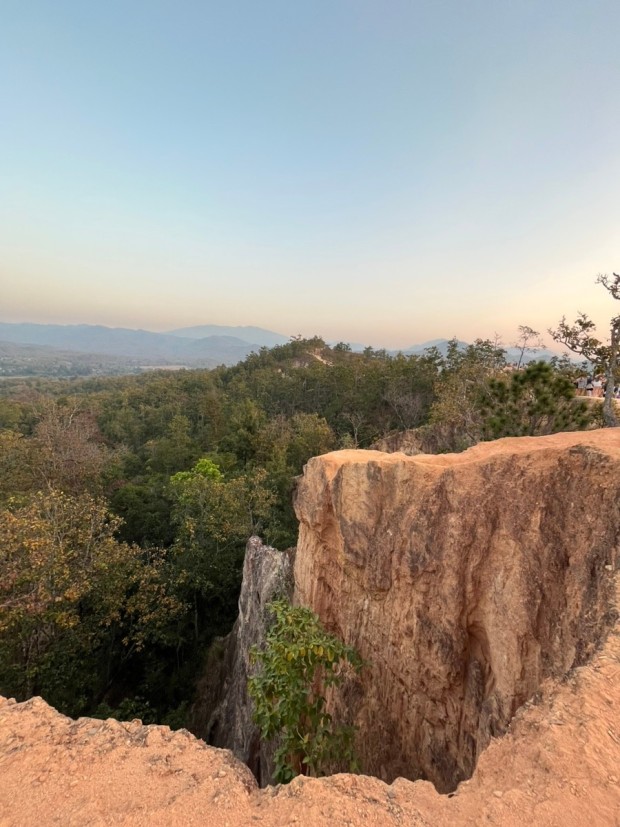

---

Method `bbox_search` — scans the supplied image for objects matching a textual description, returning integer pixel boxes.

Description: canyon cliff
[1,431,619,825]
[189,536,294,784]
[294,429,620,791]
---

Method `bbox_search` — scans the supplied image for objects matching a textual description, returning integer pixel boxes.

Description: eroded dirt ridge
[293,430,620,791]
[1,580,619,824]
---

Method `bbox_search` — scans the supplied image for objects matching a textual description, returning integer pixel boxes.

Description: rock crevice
[189,536,294,785]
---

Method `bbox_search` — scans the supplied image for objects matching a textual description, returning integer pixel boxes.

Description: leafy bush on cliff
[248,599,363,783]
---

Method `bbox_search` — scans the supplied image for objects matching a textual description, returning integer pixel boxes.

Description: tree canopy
[0,330,600,729]
[550,272,620,426]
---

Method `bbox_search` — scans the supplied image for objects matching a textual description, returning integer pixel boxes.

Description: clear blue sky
[1,1,619,347]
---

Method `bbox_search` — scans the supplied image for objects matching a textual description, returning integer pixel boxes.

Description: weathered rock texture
[293,430,620,792]
[189,536,293,785]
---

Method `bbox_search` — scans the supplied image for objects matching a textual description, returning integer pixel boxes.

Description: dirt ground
[1,584,619,826]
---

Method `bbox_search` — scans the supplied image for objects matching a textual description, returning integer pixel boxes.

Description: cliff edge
[1,601,619,825]
[294,430,620,791]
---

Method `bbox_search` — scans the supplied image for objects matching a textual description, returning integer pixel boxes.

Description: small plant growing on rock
[248,599,363,784]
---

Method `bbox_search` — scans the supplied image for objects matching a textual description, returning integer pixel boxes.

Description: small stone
[493,790,503,798]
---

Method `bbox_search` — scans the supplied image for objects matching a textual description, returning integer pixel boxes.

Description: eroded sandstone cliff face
[293,430,620,792]
[189,536,294,784]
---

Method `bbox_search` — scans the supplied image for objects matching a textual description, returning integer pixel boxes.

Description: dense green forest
[0,336,598,727]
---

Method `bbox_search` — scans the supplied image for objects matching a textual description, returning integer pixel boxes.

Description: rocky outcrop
[293,430,620,792]
[189,536,294,785]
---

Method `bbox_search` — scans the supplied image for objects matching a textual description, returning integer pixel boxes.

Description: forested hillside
[0,337,594,727]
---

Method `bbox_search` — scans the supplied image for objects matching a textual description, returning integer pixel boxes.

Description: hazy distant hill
[400,338,559,364]
[168,324,288,348]
[0,324,563,378]
[502,346,560,364]
[0,323,278,368]
[401,338,469,356]
[0,323,186,361]
[182,335,264,364]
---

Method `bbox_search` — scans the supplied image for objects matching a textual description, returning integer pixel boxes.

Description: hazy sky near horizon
[2,1,619,348]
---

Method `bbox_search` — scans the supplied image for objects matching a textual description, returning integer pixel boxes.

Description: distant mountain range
[401,338,469,355]
[0,322,290,370]
[0,322,561,378]
[167,325,289,348]
[401,338,559,363]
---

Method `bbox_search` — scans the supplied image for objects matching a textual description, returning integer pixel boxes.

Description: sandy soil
[1,584,618,826]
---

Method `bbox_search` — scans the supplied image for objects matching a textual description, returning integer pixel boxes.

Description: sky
[1,0,619,349]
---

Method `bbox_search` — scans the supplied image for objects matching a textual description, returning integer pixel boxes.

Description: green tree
[0,430,35,506]
[169,459,275,640]
[479,361,592,439]
[248,599,363,784]
[549,272,620,427]
[146,414,199,475]
[428,338,507,451]
[513,325,544,369]
[250,413,335,546]
[109,480,176,547]
[0,489,179,713]
[219,399,267,465]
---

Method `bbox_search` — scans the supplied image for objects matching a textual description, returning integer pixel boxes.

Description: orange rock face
[293,430,620,791]
[1,431,619,825]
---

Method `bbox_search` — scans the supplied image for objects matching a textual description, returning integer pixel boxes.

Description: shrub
[248,599,363,783]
